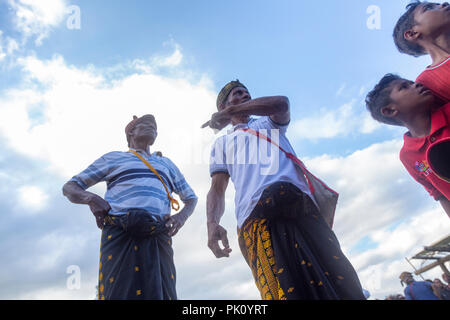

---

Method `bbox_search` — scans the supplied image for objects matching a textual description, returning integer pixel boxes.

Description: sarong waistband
[249,182,318,222]
[104,209,169,239]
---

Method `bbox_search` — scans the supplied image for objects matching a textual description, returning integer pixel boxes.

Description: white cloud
[0,52,217,180]
[291,99,364,139]
[151,43,183,68]
[17,185,49,212]
[0,31,19,61]
[8,0,69,45]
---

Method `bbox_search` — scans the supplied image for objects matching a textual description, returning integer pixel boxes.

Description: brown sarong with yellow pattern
[238,182,365,300]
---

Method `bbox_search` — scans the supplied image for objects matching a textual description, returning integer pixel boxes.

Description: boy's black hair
[365,74,403,126]
[393,0,427,57]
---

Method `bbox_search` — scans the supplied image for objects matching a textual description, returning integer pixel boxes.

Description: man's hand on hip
[87,194,111,230]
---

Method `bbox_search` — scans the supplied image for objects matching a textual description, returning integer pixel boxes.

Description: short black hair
[365,74,404,126]
[393,0,427,57]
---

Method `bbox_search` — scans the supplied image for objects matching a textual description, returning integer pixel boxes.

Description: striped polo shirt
[70,149,197,217]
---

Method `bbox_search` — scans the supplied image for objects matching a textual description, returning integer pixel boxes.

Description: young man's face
[221,86,252,123]
[411,2,450,38]
[384,79,435,117]
[225,86,252,107]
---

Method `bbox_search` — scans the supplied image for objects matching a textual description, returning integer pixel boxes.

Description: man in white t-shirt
[203,80,365,300]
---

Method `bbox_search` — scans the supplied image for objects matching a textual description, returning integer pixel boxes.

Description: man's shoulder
[416,281,432,287]
[249,116,290,132]
[99,151,128,161]
[153,154,179,171]
[248,116,276,127]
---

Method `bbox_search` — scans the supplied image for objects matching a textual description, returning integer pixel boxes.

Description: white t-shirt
[209,116,315,228]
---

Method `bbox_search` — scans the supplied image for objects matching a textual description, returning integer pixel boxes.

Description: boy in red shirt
[393,1,450,102]
[365,74,450,219]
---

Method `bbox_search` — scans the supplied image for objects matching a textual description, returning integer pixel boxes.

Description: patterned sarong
[97,209,176,300]
[238,182,365,300]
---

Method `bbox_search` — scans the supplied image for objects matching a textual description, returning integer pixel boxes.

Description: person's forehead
[229,86,250,95]
[416,2,440,13]
[390,79,412,89]
[136,119,157,127]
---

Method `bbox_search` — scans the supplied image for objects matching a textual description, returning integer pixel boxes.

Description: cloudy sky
[0,0,449,300]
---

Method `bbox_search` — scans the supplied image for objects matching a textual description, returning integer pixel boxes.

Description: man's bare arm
[228,96,290,125]
[206,172,231,258]
[440,198,450,219]
[203,96,290,130]
[62,181,111,229]
[63,181,97,204]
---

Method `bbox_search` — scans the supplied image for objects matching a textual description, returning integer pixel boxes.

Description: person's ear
[404,28,420,42]
[381,104,399,119]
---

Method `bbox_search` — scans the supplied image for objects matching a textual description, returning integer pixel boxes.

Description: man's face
[131,120,158,145]
[412,2,450,38]
[386,79,434,116]
[225,86,252,108]
[401,273,414,284]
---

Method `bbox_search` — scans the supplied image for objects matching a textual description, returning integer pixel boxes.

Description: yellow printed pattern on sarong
[239,218,286,300]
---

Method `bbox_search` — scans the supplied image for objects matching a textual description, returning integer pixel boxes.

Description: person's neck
[425,32,450,66]
[231,116,250,126]
[130,140,151,156]
[404,111,432,138]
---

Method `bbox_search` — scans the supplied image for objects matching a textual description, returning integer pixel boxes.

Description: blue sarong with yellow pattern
[97,209,176,300]
[238,182,365,300]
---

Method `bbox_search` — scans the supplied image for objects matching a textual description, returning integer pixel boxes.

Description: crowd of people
[383,272,450,300]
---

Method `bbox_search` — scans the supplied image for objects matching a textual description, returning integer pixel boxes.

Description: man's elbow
[62,181,78,199]
[62,182,71,197]
[277,96,290,113]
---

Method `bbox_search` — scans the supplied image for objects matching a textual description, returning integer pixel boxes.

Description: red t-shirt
[416,56,450,103]
[400,103,450,201]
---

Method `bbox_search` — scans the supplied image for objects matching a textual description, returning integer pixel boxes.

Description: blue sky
[0,0,449,300]
[3,0,426,156]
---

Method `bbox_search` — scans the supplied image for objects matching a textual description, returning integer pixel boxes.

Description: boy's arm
[206,172,232,258]
[439,198,450,219]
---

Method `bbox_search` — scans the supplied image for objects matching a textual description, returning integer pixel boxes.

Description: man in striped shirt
[63,114,197,300]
